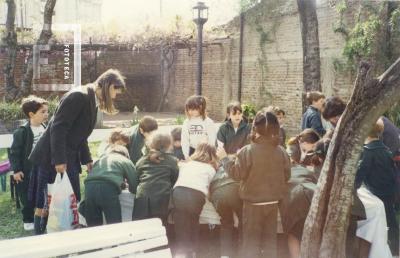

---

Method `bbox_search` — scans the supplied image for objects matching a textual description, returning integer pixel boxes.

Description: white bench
[0,218,171,258]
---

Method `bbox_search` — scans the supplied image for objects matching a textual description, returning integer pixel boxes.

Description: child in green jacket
[84,145,137,226]
[128,116,158,164]
[9,96,48,231]
[133,132,179,225]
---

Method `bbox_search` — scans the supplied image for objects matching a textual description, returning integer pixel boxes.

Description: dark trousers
[377,194,399,255]
[84,182,122,226]
[16,173,34,223]
[32,159,81,209]
[241,202,278,258]
[172,186,205,257]
[211,184,242,257]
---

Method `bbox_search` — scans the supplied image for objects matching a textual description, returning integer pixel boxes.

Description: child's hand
[216,147,227,160]
[13,172,24,183]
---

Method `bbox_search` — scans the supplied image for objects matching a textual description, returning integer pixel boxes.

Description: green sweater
[135,152,179,198]
[128,125,145,165]
[85,153,137,194]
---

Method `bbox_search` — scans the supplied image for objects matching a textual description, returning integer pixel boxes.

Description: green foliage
[175,115,185,125]
[0,97,59,122]
[333,2,399,72]
[0,101,24,121]
[343,15,381,65]
[241,103,256,123]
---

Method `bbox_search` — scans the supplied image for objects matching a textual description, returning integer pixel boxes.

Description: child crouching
[172,143,218,257]
[83,145,136,226]
[132,132,179,225]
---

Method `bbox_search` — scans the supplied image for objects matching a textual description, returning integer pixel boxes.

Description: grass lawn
[0,141,101,239]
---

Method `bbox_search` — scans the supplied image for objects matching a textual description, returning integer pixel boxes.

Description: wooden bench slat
[75,236,169,258]
[0,219,166,258]
[134,248,172,258]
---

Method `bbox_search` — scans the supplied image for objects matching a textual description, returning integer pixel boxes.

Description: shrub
[176,115,185,125]
[241,103,256,123]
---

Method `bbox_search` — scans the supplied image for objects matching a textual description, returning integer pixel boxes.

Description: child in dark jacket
[218,111,290,258]
[171,127,185,161]
[132,132,179,225]
[301,91,326,136]
[128,116,158,165]
[211,101,250,257]
[9,96,48,231]
[355,120,399,254]
[84,145,137,226]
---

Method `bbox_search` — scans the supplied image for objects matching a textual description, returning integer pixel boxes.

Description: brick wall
[166,0,359,136]
[0,48,162,112]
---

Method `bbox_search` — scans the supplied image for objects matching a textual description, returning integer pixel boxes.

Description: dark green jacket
[85,153,137,194]
[217,120,251,154]
[135,152,179,198]
[9,121,45,175]
[355,140,397,196]
[212,120,251,193]
[128,125,145,165]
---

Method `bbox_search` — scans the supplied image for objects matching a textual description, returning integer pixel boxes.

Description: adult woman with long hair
[29,69,126,234]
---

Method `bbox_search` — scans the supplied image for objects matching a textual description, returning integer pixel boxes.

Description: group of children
[8,90,399,258]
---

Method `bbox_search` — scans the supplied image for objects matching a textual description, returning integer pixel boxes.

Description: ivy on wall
[333,0,400,73]
[239,0,288,108]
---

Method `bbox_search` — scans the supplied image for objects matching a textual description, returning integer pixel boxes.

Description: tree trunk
[18,0,57,98]
[1,0,18,101]
[301,58,400,258]
[297,0,321,112]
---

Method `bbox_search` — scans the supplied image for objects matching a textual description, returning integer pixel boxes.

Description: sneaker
[23,223,34,231]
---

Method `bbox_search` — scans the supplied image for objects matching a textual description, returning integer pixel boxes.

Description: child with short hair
[9,95,48,231]
[301,91,326,136]
[181,95,217,160]
[171,127,185,160]
[83,145,137,226]
[128,116,158,164]
[97,127,130,156]
[211,101,250,257]
[218,111,290,258]
[172,143,218,257]
[355,120,399,254]
[133,132,179,225]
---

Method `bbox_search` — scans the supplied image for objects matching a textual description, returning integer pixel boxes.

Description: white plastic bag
[47,173,79,233]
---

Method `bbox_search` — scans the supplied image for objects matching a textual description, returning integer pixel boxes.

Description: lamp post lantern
[193,2,208,95]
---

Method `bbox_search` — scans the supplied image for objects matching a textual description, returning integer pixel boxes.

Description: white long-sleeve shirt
[181,116,216,159]
[174,160,216,196]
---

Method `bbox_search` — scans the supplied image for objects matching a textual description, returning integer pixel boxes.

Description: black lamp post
[193,2,208,95]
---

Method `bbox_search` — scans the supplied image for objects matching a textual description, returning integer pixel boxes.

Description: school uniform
[301,106,326,136]
[355,139,399,254]
[132,152,179,224]
[9,121,45,224]
[127,124,145,165]
[84,152,137,226]
[212,119,250,257]
[216,119,251,154]
[172,160,216,257]
[222,136,290,258]
[29,86,97,209]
